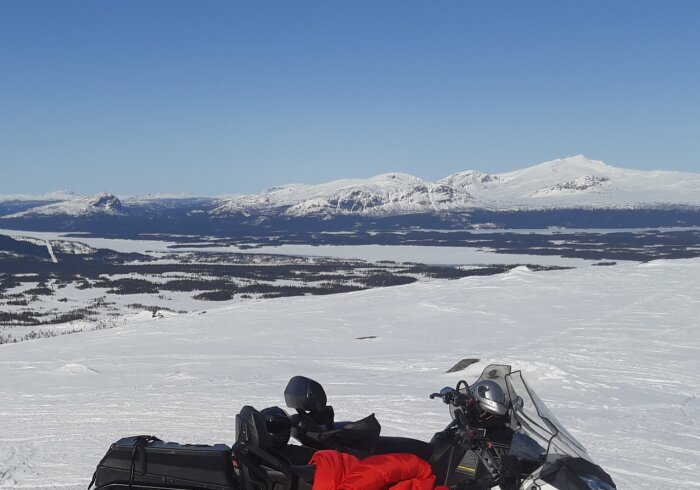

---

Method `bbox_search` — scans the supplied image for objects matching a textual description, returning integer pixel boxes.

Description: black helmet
[260,406,291,449]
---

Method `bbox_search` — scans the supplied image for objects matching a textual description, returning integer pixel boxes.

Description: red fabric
[309,449,449,490]
[310,450,359,490]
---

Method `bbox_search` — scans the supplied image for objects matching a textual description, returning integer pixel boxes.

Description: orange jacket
[310,449,449,490]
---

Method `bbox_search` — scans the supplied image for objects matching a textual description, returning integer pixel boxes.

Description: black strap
[128,435,162,490]
[86,470,96,489]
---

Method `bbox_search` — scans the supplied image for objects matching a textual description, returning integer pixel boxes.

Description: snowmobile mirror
[439,386,455,404]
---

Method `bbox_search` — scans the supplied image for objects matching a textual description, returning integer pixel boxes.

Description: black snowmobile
[89,364,617,490]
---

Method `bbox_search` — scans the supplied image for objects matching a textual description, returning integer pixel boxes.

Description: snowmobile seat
[284,377,431,461]
[290,412,434,463]
[234,405,314,490]
[289,410,381,454]
[285,375,362,450]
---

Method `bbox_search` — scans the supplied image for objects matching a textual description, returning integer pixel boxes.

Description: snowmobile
[88,364,616,490]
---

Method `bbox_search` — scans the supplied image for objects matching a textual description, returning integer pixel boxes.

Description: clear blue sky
[1,0,698,195]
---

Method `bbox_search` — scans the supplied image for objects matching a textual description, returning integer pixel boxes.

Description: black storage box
[93,436,238,490]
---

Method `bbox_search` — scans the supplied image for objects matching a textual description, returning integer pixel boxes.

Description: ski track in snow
[1,260,699,489]
[44,240,58,264]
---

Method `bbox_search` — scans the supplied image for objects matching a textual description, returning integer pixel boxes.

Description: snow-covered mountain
[441,155,700,209]
[210,155,700,217]
[1,156,698,228]
[4,193,124,218]
[211,173,474,216]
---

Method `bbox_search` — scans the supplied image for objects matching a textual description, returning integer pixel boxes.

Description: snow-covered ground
[0,228,179,255]
[0,259,698,489]
[7,227,606,346]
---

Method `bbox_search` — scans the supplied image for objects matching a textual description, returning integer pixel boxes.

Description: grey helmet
[471,380,508,416]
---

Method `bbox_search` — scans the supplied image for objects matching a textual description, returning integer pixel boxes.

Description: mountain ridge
[211,155,700,216]
[1,157,699,227]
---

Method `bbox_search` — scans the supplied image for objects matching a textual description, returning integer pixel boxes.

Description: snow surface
[1,259,698,489]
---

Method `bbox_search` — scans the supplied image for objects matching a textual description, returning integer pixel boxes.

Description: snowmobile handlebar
[429,380,472,406]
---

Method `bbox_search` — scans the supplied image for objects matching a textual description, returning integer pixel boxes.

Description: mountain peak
[368,172,423,183]
[536,155,611,171]
[89,193,123,212]
[1,192,126,218]
[558,154,591,163]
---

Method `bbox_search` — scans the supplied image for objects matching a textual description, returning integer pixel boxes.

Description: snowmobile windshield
[475,364,512,392]
[505,370,592,466]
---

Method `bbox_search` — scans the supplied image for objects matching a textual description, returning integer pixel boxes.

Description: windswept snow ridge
[0,259,698,489]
